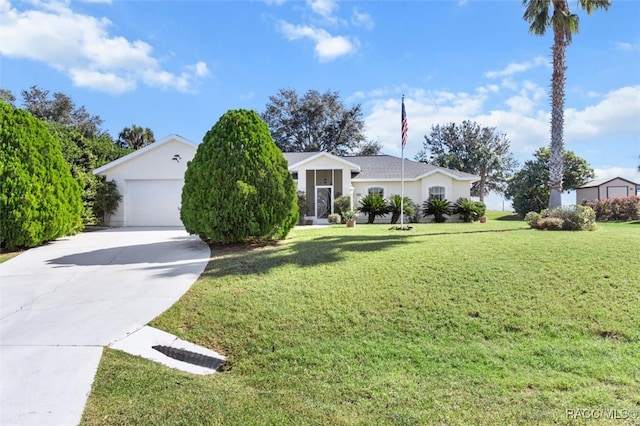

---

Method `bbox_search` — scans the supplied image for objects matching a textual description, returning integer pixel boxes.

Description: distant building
[576,177,639,203]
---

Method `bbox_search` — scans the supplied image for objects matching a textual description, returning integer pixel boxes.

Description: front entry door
[316,187,332,219]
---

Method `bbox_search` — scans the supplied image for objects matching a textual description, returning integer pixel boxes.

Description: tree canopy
[262,88,366,156]
[20,86,104,138]
[1,102,83,249]
[505,147,594,216]
[181,109,298,244]
[117,125,155,150]
[355,139,383,156]
[415,120,518,201]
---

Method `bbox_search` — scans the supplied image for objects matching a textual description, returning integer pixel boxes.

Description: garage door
[607,186,628,198]
[126,180,184,226]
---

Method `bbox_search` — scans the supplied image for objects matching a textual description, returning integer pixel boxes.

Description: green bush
[296,191,307,225]
[93,179,122,226]
[359,194,391,224]
[422,198,452,223]
[341,209,359,222]
[524,211,541,227]
[388,194,415,224]
[327,214,341,224]
[526,205,596,231]
[1,102,83,249]
[536,217,565,230]
[408,202,421,223]
[582,196,640,221]
[181,109,298,244]
[334,195,352,215]
[453,198,485,223]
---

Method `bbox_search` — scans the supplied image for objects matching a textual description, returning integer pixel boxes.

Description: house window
[368,187,384,197]
[429,186,445,200]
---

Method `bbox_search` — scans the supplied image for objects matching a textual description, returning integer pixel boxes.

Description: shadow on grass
[202,226,529,279]
[493,214,523,221]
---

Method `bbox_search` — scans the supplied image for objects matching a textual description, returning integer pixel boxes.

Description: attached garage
[125,180,184,226]
[93,135,197,227]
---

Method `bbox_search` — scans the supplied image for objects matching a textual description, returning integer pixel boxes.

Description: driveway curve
[0,228,210,426]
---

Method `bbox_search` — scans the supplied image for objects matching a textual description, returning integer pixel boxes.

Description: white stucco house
[94,135,479,227]
[283,152,479,222]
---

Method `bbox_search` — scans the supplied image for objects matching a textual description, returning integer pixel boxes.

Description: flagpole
[400,95,406,229]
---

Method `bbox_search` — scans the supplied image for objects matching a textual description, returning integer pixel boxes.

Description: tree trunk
[548,24,567,209]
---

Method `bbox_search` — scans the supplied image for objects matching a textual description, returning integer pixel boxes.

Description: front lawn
[81,218,640,425]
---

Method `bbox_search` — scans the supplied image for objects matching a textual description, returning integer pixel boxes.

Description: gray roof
[579,176,638,188]
[345,155,478,181]
[283,152,479,181]
[282,152,319,165]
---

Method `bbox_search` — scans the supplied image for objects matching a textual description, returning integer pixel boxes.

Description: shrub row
[525,204,597,231]
[581,196,640,221]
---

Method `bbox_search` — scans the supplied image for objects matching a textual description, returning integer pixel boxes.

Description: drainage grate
[152,345,225,371]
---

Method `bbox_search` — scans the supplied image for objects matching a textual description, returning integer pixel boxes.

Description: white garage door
[607,186,628,199]
[126,180,184,226]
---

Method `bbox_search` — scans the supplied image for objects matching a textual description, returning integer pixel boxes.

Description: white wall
[99,139,196,226]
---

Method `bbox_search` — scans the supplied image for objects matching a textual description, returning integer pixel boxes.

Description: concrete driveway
[0,228,210,425]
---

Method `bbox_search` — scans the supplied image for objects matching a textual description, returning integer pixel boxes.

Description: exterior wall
[577,178,637,202]
[99,140,196,226]
[600,179,635,199]
[349,173,473,224]
[576,187,599,203]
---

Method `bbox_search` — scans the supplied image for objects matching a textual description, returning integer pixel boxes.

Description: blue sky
[1,0,639,209]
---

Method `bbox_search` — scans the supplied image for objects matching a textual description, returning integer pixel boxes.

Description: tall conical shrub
[181,109,297,244]
[1,102,83,249]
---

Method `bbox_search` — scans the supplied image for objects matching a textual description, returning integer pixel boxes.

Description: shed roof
[578,176,638,188]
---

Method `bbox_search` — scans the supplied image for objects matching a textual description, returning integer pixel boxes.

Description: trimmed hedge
[1,102,83,249]
[581,196,640,221]
[181,109,297,244]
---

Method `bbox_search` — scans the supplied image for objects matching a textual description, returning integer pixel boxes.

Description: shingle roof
[345,155,478,181]
[281,152,319,165]
[283,152,478,181]
[579,177,638,188]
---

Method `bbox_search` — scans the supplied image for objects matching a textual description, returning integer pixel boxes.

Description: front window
[429,186,445,200]
[368,187,384,197]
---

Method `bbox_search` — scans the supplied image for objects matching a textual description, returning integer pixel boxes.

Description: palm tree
[522,0,610,209]
[117,125,155,150]
[359,194,391,224]
[388,194,415,224]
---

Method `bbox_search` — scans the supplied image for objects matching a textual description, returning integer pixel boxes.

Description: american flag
[401,97,408,149]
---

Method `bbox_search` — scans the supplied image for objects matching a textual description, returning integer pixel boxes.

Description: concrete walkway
[0,228,211,426]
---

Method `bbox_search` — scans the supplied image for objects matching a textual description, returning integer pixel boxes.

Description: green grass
[82,218,640,425]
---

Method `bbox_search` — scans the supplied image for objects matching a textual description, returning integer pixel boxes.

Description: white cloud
[69,68,135,94]
[278,21,358,62]
[0,0,209,94]
[351,7,374,30]
[485,56,548,79]
[565,86,640,141]
[614,41,640,51]
[306,0,337,19]
[360,68,639,165]
[593,166,640,181]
